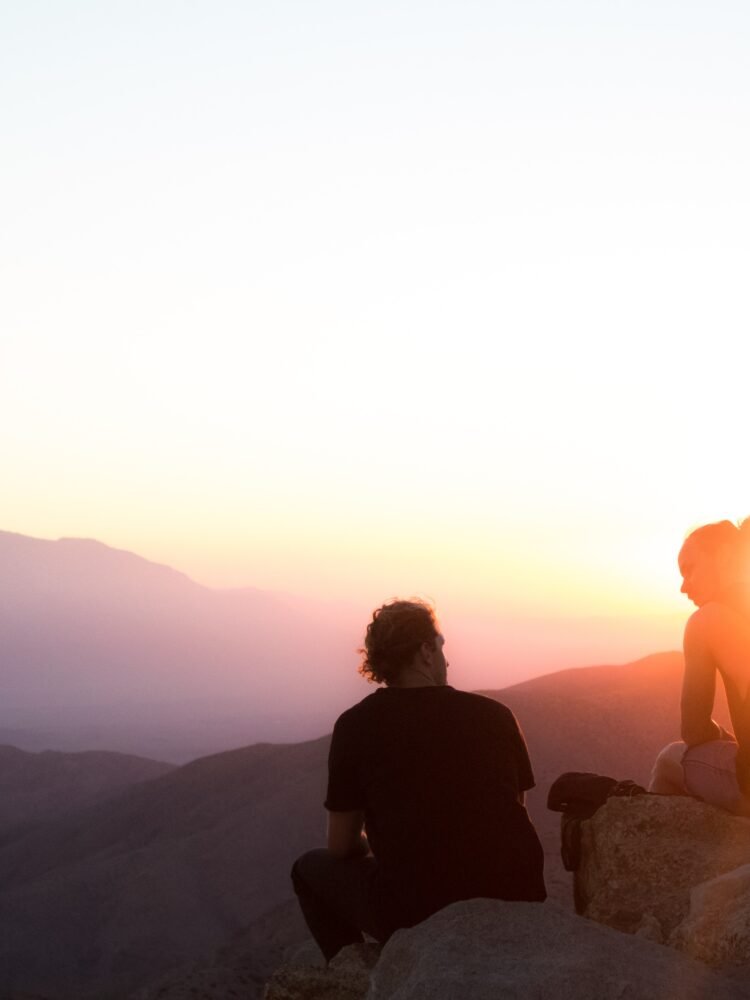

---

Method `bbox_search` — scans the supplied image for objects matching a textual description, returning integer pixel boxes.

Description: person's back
[686,584,750,793]
[327,685,545,928]
[292,598,545,961]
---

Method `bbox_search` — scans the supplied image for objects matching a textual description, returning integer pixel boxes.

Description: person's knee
[291,848,330,895]
[659,740,688,763]
[649,741,688,793]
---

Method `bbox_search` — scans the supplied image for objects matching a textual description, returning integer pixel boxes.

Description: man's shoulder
[333,690,383,728]
[333,687,518,726]
[446,689,517,722]
[448,687,510,709]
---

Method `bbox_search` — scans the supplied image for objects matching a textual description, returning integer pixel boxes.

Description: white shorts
[682,739,747,814]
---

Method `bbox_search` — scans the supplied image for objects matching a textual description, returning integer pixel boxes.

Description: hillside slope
[0,650,718,999]
[0,745,173,836]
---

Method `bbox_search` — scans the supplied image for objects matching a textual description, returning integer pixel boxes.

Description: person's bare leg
[649,741,688,794]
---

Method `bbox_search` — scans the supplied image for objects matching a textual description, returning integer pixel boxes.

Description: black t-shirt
[325,685,546,927]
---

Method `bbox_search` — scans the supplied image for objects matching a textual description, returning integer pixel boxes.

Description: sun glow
[2,0,749,660]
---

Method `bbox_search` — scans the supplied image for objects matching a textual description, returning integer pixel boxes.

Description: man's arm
[327,810,368,859]
[500,704,534,806]
[681,611,723,746]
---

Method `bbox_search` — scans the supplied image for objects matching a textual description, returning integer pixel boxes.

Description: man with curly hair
[291,599,546,961]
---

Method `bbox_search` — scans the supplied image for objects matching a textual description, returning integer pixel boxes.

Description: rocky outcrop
[576,793,750,964]
[372,899,749,999]
[264,900,749,1000]
[264,943,378,1000]
[671,862,750,966]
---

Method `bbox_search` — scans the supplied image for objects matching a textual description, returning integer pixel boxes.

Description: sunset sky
[3,2,748,647]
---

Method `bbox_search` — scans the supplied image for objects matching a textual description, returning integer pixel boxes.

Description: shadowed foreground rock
[265,900,749,1000]
[577,794,750,962]
[264,943,379,1000]
[370,900,749,999]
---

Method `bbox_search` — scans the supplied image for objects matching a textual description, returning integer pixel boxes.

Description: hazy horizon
[0,526,687,763]
[2,525,686,685]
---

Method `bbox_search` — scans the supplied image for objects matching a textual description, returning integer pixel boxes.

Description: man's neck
[388,667,441,689]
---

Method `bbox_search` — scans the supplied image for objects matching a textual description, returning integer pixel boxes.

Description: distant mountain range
[0,745,173,837]
[0,530,686,763]
[0,530,369,758]
[0,650,723,1000]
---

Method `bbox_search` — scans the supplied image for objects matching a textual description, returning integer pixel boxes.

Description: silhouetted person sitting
[650,519,750,815]
[291,599,546,962]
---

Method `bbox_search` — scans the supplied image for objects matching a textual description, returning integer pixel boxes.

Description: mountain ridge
[0,744,174,838]
[0,649,713,999]
[0,530,366,753]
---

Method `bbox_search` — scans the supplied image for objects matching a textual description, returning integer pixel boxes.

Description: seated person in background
[291,598,546,962]
[650,519,750,815]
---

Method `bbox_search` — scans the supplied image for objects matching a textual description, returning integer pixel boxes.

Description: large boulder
[576,794,750,942]
[367,899,747,999]
[671,862,750,967]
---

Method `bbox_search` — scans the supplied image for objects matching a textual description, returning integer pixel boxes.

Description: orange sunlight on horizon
[4,485,746,622]
[3,0,748,684]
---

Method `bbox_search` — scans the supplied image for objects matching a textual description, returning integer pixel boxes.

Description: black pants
[291,849,392,962]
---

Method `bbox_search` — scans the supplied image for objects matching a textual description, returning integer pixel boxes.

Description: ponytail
[687,520,740,552]
[687,518,750,583]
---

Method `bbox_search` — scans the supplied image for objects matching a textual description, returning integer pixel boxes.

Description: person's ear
[418,640,433,663]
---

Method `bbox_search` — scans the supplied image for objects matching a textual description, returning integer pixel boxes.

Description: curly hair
[358,599,440,685]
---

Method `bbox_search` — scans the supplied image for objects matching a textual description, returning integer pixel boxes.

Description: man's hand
[327,810,369,859]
